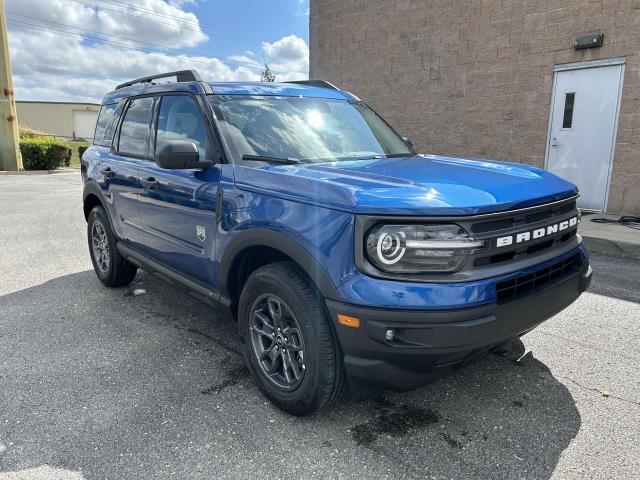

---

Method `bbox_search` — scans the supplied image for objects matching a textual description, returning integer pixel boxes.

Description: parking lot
[0,173,638,479]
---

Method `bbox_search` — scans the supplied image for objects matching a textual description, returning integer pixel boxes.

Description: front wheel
[87,206,137,287]
[238,262,345,416]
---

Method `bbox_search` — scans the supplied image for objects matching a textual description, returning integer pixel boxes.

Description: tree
[260,62,276,82]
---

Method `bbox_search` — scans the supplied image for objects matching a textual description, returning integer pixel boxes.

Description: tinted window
[93,102,124,147]
[118,97,154,157]
[156,95,206,161]
[562,92,575,129]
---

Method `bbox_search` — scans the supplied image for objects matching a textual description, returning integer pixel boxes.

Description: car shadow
[0,270,580,479]
[584,252,640,304]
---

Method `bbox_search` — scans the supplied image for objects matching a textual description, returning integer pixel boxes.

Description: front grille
[472,228,577,267]
[469,200,576,234]
[470,198,580,269]
[495,254,580,303]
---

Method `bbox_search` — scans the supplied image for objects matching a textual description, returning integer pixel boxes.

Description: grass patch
[68,141,90,166]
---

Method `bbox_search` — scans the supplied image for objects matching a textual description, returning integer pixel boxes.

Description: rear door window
[118,97,154,157]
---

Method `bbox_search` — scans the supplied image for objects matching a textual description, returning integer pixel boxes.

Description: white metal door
[72,110,99,139]
[546,63,624,211]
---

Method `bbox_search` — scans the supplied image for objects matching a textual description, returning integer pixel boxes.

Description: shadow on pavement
[0,270,581,479]
[586,252,640,304]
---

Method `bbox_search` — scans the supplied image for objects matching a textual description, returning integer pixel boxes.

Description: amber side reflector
[337,314,361,329]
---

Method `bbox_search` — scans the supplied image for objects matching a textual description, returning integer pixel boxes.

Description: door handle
[550,136,559,147]
[101,167,115,178]
[140,177,159,189]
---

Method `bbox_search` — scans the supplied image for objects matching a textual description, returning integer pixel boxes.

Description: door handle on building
[550,136,559,147]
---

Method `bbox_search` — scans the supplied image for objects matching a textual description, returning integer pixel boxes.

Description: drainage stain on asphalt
[173,324,240,356]
[201,363,250,395]
[441,432,463,449]
[349,398,440,447]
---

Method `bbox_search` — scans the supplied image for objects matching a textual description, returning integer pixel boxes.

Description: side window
[93,101,124,147]
[156,95,207,161]
[93,103,124,147]
[93,104,114,146]
[118,97,154,157]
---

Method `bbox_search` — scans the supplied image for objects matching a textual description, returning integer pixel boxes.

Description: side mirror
[155,140,213,169]
[402,136,414,149]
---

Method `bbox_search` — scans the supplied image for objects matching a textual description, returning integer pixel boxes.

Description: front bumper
[327,258,592,391]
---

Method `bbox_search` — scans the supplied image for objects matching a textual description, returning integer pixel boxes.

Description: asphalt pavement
[0,173,638,479]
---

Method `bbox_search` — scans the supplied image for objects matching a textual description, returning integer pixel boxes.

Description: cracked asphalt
[1,173,639,479]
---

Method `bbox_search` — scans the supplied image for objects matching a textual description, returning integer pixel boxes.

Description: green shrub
[19,137,72,170]
[78,145,89,159]
[48,142,72,167]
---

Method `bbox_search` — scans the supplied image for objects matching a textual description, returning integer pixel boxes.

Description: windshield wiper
[352,155,384,160]
[347,153,412,160]
[328,155,384,161]
[242,154,303,165]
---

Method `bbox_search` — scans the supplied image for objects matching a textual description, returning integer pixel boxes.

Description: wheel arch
[82,182,120,239]
[220,229,341,316]
[83,193,103,221]
[83,182,107,220]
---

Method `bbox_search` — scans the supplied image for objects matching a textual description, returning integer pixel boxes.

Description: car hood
[233,155,578,216]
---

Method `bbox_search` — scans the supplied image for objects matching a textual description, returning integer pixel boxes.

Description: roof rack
[286,80,339,90]
[115,69,202,90]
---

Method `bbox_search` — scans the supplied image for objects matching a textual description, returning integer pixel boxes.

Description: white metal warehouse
[16,101,100,140]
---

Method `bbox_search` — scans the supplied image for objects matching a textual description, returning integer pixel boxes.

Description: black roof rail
[115,69,202,90]
[286,79,339,90]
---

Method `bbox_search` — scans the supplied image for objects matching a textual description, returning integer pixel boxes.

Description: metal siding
[16,102,100,138]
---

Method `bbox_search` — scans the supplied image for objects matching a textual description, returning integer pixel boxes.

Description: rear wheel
[238,262,345,416]
[87,206,137,287]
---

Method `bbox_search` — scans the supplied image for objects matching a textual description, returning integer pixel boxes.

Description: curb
[0,167,80,175]
[582,235,640,260]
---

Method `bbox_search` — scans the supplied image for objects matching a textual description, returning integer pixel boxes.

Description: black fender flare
[83,180,105,210]
[219,228,341,301]
[82,181,116,231]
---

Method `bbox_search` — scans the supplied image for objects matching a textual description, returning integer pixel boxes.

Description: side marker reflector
[337,314,361,329]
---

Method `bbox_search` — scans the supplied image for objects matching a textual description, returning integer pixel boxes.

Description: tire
[238,262,345,416]
[87,206,137,287]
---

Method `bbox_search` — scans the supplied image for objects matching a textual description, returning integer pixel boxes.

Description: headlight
[365,224,484,273]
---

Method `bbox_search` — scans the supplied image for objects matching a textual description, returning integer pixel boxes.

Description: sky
[5,0,310,103]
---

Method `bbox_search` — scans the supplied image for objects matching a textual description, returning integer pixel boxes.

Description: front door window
[118,97,154,157]
[156,95,207,161]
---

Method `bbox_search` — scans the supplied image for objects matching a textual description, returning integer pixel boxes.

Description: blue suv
[82,70,592,415]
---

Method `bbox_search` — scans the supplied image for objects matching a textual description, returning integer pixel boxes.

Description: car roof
[101,81,357,106]
[207,82,357,100]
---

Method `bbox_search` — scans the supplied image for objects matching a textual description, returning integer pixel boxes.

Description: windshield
[209,95,413,164]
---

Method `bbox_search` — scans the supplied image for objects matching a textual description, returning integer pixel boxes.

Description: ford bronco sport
[82,70,592,416]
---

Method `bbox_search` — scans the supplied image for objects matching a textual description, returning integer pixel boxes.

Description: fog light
[385,329,395,342]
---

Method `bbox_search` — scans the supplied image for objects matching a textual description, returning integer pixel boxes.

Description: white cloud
[5,0,309,102]
[262,34,308,63]
[7,0,208,48]
[261,35,309,81]
[227,55,260,67]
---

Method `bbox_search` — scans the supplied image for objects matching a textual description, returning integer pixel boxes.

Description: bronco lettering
[496,216,579,248]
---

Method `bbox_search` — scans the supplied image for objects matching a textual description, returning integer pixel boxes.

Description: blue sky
[6,0,311,102]
[192,0,309,59]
